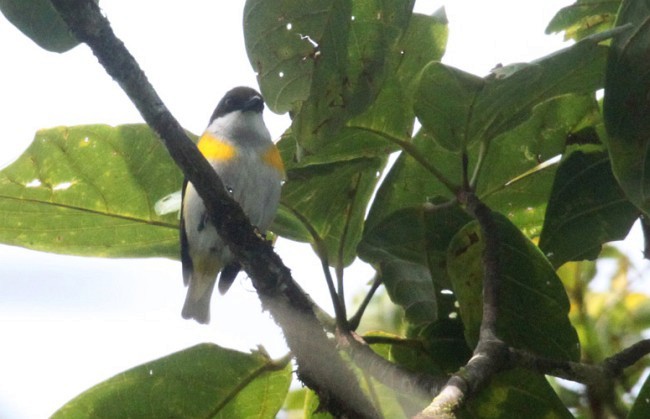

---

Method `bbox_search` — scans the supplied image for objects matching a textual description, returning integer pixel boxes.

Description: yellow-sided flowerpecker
[180,86,285,324]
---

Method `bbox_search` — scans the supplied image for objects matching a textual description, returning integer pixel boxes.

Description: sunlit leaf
[0,125,183,258]
[546,0,621,41]
[52,344,292,419]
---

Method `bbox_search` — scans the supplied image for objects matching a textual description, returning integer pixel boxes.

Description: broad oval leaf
[603,1,650,215]
[414,62,484,152]
[52,344,292,419]
[539,150,639,268]
[276,156,384,268]
[0,125,183,258]
[447,212,580,361]
[0,0,80,52]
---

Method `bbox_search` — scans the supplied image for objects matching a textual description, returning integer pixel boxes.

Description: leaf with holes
[52,344,292,418]
[0,125,184,258]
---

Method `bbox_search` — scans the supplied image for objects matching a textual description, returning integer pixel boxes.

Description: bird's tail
[182,270,218,324]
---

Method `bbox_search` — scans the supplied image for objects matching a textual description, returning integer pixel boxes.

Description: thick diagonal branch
[49,0,378,417]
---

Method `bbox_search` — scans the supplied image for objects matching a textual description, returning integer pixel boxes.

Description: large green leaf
[275,156,383,268]
[546,0,622,41]
[245,0,415,154]
[52,344,292,419]
[447,213,580,361]
[479,94,602,238]
[0,0,81,52]
[603,1,650,215]
[414,37,607,153]
[461,369,573,419]
[0,125,183,258]
[414,63,484,152]
[539,150,639,268]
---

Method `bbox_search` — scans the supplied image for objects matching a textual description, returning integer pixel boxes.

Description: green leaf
[471,38,607,148]
[365,129,461,230]
[546,0,621,41]
[479,94,602,238]
[243,0,332,113]
[290,0,415,155]
[52,344,292,419]
[0,125,183,258]
[414,38,607,152]
[462,369,573,419]
[360,201,472,289]
[447,213,580,360]
[0,0,81,52]
[392,318,471,377]
[539,150,639,267]
[603,1,650,215]
[378,259,436,329]
[276,157,383,268]
[414,63,484,151]
[628,367,650,419]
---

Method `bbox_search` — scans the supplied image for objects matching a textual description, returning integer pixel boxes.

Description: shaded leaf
[447,213,580,360]
[0,125,183,258]
[392,318,471,377]
[539,150,639,267]
[276,157,383,268]
[479,94,602,238]
[379,259,437,330]
[0,0,80,52]
[414,63,484,151]
[626,359,650,419]
[461,369,573,419]
[603,1,650,215]
[53,344,292,419]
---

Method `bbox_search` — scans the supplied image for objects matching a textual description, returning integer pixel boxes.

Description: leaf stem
[348,272,383,331]
[349,125,460,194]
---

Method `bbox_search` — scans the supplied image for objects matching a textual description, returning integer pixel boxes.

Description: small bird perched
[180,86,285,324]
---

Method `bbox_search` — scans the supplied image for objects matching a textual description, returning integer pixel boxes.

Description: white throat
[207,110,271,146]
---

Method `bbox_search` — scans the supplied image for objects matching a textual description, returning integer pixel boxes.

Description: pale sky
[0,1,588,417]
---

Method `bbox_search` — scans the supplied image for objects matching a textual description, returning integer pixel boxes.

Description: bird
[180,86,285,324]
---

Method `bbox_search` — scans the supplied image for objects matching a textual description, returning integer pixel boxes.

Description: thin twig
[348,273,383,331]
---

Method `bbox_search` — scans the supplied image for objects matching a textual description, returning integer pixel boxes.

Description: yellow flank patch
[263,145,286,177]
[197,132,236,161]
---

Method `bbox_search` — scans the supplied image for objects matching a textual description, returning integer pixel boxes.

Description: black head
[209,86,264,123]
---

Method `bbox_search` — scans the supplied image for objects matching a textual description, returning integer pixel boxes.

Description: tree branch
[416,193,507,418]
[49,0,378,417]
